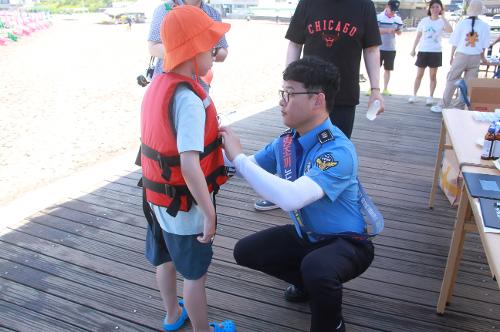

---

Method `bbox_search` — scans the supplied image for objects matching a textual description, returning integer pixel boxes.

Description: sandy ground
[1,14,498,207]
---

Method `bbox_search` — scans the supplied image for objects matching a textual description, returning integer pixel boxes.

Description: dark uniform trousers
[233,224,374,332]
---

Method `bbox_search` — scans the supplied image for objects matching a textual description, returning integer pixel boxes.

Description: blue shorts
[145,222,213,280]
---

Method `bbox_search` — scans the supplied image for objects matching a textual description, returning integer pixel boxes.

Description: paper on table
[474,200,500,233]
[471,110,500,122]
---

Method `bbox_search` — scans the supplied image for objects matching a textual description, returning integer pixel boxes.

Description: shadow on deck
[1,94,499,332]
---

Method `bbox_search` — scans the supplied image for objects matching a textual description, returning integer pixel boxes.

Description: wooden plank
[1,95,499,331]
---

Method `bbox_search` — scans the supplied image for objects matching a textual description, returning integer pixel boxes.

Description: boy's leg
[143,197,181,323]
[301,238,374,332]
[157,262,182,324]
[183,274,210,332]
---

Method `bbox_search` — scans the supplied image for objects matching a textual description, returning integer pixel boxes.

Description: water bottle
[366,100,381,121]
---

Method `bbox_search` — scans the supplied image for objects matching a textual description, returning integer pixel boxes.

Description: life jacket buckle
[158,157,172,181]
[165,184,176,198]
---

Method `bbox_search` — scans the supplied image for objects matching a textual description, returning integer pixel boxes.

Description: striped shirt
[148,2,228,78]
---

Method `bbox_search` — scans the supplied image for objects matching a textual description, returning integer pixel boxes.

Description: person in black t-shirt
[285,0,384,139]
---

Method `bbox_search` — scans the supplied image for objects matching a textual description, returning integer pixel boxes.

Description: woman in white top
[409,0,452,106]
[431,0,490,113]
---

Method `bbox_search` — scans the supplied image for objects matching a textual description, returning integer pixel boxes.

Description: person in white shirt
[409,0,452,106]
[376,0,403,96]
[431,0,490,113]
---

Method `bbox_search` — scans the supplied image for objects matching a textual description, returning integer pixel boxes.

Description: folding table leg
[429,119,447,209]
[437,184,469,314]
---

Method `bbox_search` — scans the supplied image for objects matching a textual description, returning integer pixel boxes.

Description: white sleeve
[233,154,324,211]
[223,151,257,177]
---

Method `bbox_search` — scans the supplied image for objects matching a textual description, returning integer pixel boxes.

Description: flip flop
[163,299,189,331]
[209,320,236,332]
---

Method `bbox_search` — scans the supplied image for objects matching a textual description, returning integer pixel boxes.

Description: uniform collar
[296,119,334,151]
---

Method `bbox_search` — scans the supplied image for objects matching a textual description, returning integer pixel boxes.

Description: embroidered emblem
[317,129,334,144]
[304,161,312,173]
[465,32,478,47]
[321,32,341,48]
[316,153,338,171]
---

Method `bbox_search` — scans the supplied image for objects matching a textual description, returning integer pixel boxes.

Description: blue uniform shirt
[254,119,365,237]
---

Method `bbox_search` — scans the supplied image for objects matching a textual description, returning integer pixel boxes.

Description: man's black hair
[283,56,340,113]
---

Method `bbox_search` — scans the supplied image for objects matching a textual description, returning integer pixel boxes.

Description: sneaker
[254,200,279,211]
[430,105,443,113]
[359,74,367,82]
[426,97,434,106]
[408,96,416,103]
[382,89,392,96]
[284,285,309,302]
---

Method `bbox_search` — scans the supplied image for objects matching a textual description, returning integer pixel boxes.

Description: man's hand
[410,50,416,57]
[197,214,216,244]
[220,126,243,161]
[369,89,385,115]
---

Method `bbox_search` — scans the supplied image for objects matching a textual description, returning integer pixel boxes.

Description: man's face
[279,80,317,130]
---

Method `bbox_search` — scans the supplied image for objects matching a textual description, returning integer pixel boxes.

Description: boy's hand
[197,214,216,243]
[220,126,242,161]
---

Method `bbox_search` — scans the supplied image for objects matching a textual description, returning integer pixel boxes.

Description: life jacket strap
[141,137,223,181]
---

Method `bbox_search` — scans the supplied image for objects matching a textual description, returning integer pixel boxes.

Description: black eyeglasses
[278,90,321,103]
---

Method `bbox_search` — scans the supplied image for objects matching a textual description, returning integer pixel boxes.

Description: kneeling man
[221,56,377,332]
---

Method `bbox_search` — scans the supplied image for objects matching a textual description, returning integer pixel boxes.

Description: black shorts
[380,50,396,70]
[415,52,442,68]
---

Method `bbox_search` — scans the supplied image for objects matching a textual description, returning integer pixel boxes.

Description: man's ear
[315,92,326,107]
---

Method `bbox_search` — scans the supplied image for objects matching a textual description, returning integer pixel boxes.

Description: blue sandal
[163,299,189,331]
[209,320,236,332]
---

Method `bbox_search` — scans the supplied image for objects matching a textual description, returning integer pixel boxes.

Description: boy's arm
[180,151,216,243]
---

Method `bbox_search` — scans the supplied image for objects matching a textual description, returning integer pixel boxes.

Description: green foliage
[35,0,133,13]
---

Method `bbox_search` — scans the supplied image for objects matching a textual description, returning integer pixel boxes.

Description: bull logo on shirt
[322,32,341,48]
[316,153,338,171]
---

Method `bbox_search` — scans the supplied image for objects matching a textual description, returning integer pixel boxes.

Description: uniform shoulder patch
[315,152,338,171]
[317,129,334,144]
[280,128,294,137]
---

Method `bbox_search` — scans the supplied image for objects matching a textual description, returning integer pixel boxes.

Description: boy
[221,57,378,332]
[140,6,235,332]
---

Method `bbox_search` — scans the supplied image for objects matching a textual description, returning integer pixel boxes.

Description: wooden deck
[1,95,500,332]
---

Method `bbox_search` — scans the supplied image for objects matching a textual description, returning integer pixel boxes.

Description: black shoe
[335,318,345,332]
[284,285,309,302]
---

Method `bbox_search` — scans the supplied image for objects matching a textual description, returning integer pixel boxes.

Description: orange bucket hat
[160,5,230,72]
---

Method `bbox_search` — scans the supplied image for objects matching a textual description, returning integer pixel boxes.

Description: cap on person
[388,0,400,12]
[160,5,230,72]
[467,0,484,16]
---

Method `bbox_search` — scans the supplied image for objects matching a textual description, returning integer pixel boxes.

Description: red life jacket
[140,72,227,217]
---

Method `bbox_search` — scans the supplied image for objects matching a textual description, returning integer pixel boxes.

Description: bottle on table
[493,122,500,160]
[481,123,496,160]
